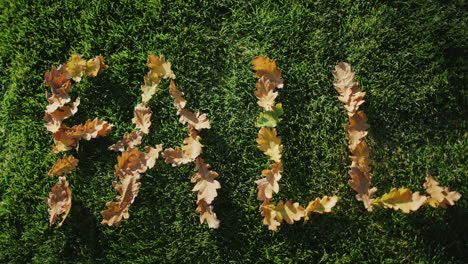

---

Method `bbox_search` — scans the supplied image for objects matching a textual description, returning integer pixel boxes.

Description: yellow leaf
[85,55,108,77]
[48,155,79,176]
[373,188,427,213]
[424,175,461,208]
[132,103,152,134]
[147,55,175,80]
[66,54,87,82]
[45,176,72,226]
[256,127,282,162]
[260,199,281,231]
[141,75,161,104]
[252,56,283,88]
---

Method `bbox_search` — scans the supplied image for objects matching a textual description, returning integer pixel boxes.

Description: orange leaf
[48,155,79,176]
[85,55,108,77]
[114,148,147,179]
[191,158,220,204]
[345,111,369,151]
[44,97,80,133]
[67,119,113,140]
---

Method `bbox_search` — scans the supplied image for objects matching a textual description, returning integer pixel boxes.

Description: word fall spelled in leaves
[42,54,461,231]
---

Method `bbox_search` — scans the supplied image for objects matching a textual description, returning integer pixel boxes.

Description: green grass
[1,0,467,263]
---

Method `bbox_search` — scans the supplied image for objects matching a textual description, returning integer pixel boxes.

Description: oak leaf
[66,54,87,82]
[254,77,278,111]
[132,103,152,134]
[182,127,203,160]
[256,127,283,162]
[44,97,80,133]
[349,141,372,173]
[162,147,192,166]
[260,199,281,231]
[67,119,113,140]
[101,175,140,226]
[191,158,220,204]
[255,103,283,128]
[275,200,306,224]
[252,56,284,88]
[147,55,176,80]
[255,162,283,201]
[373,188,427,213]
[114,148,147,179]
[52,126,79,154]
[169,80,187,109]
[304,196,338,223]
[108,131,143,152]
[44,65,72,113]
[45,176,72,226]
[141,75,161,103]
[85,56,108,77]
[196,200,220,229]
[345,111,369,151]
[48,155,79,176]
[332,62,365,117]
[177,108,211,131]
[348,167,377,211]
[424,175,461,208]
[144,144,163,170]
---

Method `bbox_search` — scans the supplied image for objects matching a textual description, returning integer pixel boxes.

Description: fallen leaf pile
[44,54,111,226]
[253,56,338,231]
[334,62,461,213]
[162,74,220,229]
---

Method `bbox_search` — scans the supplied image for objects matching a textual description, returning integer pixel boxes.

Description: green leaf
[256,104,283,128]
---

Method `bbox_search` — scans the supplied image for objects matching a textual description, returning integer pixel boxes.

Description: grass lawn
[0,0,466,263]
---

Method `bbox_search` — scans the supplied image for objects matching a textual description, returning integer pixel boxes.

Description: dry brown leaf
[114,148,147,179]
[373,188,427,213]
[85,56,108,77]
[141,75,161,103]
[44,65,72,113]
[252,56,284,88]
[349,167,377,210]
[191,158,220,204]
[256,127,282,162]
[254,77,278,111]
[424,175,461,208]
[67,119,113,140]
[275,200,306,224]
[255,162,283,201]
[345,111,369,151]
[132,103,152,134]
[304,196,338,223]
[44,97,80,133]
[48,155,79,176]
[169,80,187,109]
[161,147,192,166]
[108,131,143,152]
[177,108,211,131]
[144,144,163,170]
[196,200,220,229]
[349,141,372,173]
[181,127,203,160]
[147,55,176,80]
[260,199,281,231]
[332,62,366,117]
[45,176,72,226]
[52,126,79,154]
[101,175,141,226]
